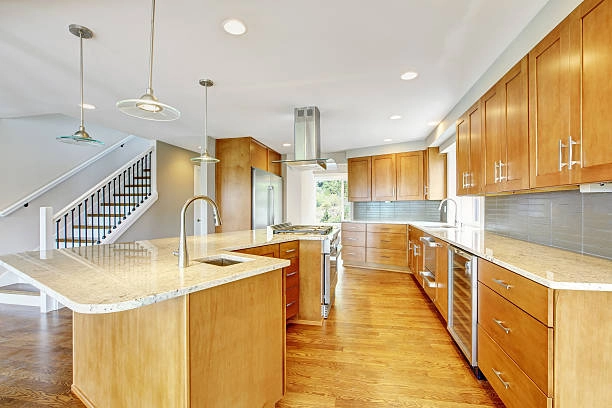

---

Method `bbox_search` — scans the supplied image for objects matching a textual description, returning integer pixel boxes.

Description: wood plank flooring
[0,266,503,407]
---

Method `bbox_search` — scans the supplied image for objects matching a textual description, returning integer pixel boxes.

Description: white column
[39,206,54,252]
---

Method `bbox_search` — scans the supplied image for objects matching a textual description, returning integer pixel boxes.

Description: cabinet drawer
[366,232,406,250]
[283,257,299,274]
[478,328,551,408]
[286,285,299,320]
[342,245,366,264]
[478,283,552,395]
[342,230,366,247]
[366,248,407,267]
[342,222,366,232]
[279,241,299,259]
[235,244,279,258]
[285,269,299,289]
[478,259,552,326]
[366,223,406,234]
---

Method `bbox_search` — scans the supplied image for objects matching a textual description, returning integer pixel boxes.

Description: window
[314,174,351,224]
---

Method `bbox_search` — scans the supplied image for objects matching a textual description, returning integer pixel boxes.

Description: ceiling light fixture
[57,25,103,146]
[384,138,393,142]
[400,71,418,81]
[282,143,292,147]
[389,115,402,120]
[116,0,180,121]
[427,121,440,126]
[222,18,247,35]
[80,103,96,110]
[191,79,219,165]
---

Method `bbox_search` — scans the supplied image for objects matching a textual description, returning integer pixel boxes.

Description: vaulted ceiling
[1,0,549,154]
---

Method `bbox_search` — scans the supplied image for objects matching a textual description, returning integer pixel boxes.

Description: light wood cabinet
[456,101,483,196]
[396,151,424,200]
[216,137,282,232]
[280,241,299,321]
[424,147,447,200]
[433,238,448,322]
[347,157,372,202]
[341,222,408,271]
[371,154,396,201]
[483,57,530,193]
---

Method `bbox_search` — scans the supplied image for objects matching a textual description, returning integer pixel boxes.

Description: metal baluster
[113,178,117,229]
[84,198,88,245]
[127,167,132,215]
[97,189,101,243]
[132,164,137,211]
[56,220,60,249]
[91,194,95,244]
[77,205,82,246]
[139,158,144,204]
[123,170,128,219]
[145,152,151,199]
[71,208,75,248]
[63,214,68,249]
[117,174,122,225]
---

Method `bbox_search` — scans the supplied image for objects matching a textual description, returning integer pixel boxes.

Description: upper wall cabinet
[396,151,424,201]
[530,0,612,187]
[456,101,483,196]
[372,154,396,201]
[483,57,530,193]
[424,147,447,200]
[347,156,372,202]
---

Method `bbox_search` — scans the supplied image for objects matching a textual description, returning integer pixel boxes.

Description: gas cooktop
[270,223,333,235]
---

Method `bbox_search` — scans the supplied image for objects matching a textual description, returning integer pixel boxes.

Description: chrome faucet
[178,195,222,268]
[438,198,459,227]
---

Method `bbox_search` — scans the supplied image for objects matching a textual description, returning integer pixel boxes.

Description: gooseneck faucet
[178,195,222,268]
[438,197,459,227]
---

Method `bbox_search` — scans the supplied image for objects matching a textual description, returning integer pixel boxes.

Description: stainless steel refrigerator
[252,168,283,229]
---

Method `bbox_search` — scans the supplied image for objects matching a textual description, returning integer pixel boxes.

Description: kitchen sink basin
[192,255,253,267]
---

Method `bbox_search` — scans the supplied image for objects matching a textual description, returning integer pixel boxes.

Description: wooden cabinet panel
[478,283,552,394]
[285,284,299,320]
[268,149,281,177]
[279,241,299,259]
[424,147,446,200]
[456,114,470,196]
[347,157,372,202]
[483,84,503,193]
[371,154,396,201]
[570,0,612,183]
[342,230,366,247]
[250,140,268,171]
[236,244,280,258]
[456,101,482,195]
[341,245,366,264]
[366,248,407,267]
[341,222,366,232]
[529,20,572,188]
[366,223,406,234]
[478,328,551,408]
[478,259,553,326]
[434,239,448,322]
[396,151,424,200]
[366,232,406,251]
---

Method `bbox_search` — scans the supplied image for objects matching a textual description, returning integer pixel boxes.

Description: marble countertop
[0,229,338,314]
[412,225,612,291]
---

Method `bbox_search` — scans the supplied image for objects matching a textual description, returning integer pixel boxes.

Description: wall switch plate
[580,183,612,193]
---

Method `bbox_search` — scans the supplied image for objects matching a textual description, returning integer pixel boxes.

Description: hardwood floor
[277,266,504,407]
[0,266,503,407]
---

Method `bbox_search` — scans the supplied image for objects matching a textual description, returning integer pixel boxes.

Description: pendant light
[57,24,103,146]
[191,79,219,164]
[116,0,180,121]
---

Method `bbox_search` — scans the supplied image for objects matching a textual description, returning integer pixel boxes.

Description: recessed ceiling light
[384,138,393,142]
[197,145,202,150]
[222,18,247,35]
[427,121,440,126]
[400,71,418,81]
[389,115,402,120]
[282,143,292,147]
[80,103,96,110]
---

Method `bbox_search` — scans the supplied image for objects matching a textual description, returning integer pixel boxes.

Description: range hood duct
[274,106,333,170]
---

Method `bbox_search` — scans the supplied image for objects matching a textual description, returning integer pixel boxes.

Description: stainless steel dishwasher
[448,246,479,375]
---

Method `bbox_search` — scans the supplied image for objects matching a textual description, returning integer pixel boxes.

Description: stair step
[113,193,148,197]
[0,283,40,296]
[124,184,151,188]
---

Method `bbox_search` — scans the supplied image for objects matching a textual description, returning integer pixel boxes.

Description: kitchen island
[0,229,335,408]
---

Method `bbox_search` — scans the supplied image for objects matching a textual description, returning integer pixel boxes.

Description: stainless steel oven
[448,246,479,373]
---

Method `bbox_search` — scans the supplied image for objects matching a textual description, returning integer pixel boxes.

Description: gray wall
[120,141,197,242]
[485,191,612,260]
[353,201,442,222]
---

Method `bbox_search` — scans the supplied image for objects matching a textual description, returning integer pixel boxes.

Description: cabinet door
[529,20,572,188]
[347,156,372,202]
[434,240,448,322]
[371,154,396,201]
[250,139,268,171]
[468,102,483,195]
[424,147,446,201]
[396,151,424,200]
[501,56,530,191]
[482,85,503,194]
[456,114,470,196]
[571,0,612,183]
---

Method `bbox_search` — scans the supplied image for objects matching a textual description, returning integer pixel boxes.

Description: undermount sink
[192,254,253,267]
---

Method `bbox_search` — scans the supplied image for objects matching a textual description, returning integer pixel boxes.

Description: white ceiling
[0,0,549,155]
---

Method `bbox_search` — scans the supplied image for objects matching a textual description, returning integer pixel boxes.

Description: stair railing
[52,146,155,249]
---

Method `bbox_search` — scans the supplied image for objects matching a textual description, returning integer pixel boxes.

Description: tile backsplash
[485,190,612,259]
[352,201,442,222]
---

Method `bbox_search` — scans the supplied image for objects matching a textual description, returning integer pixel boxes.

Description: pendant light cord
[147,0,156,93]
[79,31,84,130]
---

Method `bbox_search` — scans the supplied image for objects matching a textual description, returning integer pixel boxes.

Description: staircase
[54,148,156,248]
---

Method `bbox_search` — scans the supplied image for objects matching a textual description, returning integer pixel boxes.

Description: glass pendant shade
[57,24,103,146]
[191,79,219,165]
[116,0,180,121]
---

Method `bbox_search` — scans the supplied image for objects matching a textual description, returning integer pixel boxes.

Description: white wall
[285,167,317,225]
[0,114,132,208]
[425,0,583,147]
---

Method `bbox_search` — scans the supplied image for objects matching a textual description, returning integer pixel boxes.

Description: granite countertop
[412,225,612,292]
[0,229,338,314]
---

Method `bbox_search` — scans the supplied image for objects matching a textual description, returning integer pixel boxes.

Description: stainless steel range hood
[274,106,333,170]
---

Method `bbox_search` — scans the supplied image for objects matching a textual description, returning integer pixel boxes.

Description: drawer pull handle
[286,301,296,308]
[492,278,512,290]
[491,368,510,389]
[286,272,298,277]
[493,318,511,334]
[284,248,296,253]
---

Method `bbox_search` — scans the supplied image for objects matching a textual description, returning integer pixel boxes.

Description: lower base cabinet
[341,222,408,271]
